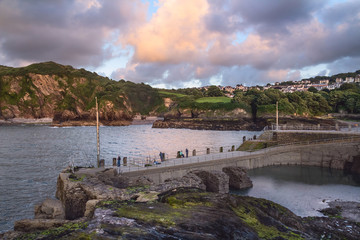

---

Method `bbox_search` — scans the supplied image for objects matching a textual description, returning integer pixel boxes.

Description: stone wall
[123,141,360,184]
[272,131,358,145]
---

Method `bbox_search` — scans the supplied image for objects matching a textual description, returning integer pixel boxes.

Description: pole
[276,101,279,131]
[96,97,100,168]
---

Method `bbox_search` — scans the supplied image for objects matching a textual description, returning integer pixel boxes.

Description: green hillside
[0,62,163,122]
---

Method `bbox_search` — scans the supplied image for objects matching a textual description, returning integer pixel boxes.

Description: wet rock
[222,166,253,190]
[320,201,360,223]
[34,198,65,220]
[14,219,69,232]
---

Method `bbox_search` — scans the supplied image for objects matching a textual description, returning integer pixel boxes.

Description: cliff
[0,62,163,125]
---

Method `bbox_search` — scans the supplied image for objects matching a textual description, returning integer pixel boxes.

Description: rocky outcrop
[191,170,229,194]
[34,198,65,220]
[6,188,360,239]
[222,166,253,190]
[320,201,360,223]
[53,168,209,221]
[151,172,206,193]
[153,118,266,131]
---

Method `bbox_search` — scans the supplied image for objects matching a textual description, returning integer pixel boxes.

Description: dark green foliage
[206,85,223,97]
[307,86,318,93]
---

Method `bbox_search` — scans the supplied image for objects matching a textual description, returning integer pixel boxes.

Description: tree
[308,86,318,93]
[206,86,223,97]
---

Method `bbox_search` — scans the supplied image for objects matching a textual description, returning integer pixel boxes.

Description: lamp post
[96,97,100,168]
[276,101,279,131]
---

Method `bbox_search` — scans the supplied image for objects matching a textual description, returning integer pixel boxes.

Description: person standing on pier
[117,155,121,167]
[186,148,189,158]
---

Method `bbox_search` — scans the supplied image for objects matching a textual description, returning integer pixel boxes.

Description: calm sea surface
[1,124,359,233]
[0,124,258,233]
[235,166,360,217]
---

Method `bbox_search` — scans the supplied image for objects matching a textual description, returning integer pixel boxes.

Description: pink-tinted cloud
[1,0,360,87]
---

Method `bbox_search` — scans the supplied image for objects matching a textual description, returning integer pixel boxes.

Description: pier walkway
[115,130,360,174]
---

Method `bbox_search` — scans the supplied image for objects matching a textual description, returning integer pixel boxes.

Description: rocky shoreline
[1,166,359,239]
[152,116,343,131]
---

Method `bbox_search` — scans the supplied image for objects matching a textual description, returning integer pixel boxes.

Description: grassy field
[158,91,188,98]
[195,97,231,103]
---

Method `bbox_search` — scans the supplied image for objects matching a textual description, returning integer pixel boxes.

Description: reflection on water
[0,124,258,233]
[234,166,360,217]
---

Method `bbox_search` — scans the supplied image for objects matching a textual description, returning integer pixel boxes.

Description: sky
[0,0,359,88]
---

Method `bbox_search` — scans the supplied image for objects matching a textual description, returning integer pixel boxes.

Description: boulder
[34,198,65,219]
[222,166,253,190]
[14,219,69,232]
[153,172,206,193]
[84,199,100,218]
[191,170,229,194]
[55,172,128,220]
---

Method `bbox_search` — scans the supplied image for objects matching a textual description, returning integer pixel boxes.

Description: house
[319,79,329,85]
[300,80,311,84]
[224,86,235,93]
[335,78,343,83]
[309,84,328,91]
[354,75,360,83]
[235,84,248,91]
[345,77,354,83]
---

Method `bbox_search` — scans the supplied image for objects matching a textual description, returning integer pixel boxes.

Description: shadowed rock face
[191,170,229,194]
[222,166,253,190]
[34,198,65,220]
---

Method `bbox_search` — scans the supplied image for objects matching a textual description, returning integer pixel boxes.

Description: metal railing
[267,123,360,132]
[111,135,360,173]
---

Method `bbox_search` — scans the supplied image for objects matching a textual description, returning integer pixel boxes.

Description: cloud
[123,0,212,64]
[0,0,147,67]
[1,0,359,87]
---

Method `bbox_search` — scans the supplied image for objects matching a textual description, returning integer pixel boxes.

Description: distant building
[319,79,329,84]
[345,77,354,83]
[309,84,328,91]
[335,78,343,83]
[235,84,248,91]
[224,86,235,93]
[300,80,311,84]
[355,75,360,83]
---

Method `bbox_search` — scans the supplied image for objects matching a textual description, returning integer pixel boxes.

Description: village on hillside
[200,74,360,98]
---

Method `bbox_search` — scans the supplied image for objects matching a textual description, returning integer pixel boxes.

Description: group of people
[179,148,189,158]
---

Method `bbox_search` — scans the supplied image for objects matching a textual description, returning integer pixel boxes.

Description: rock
[320,201,360,223]
[191,170,229,194]
[84,199,100,218]
[55,172,129,220]
[56,173,89,220]
[34,198,65,219]
[134,191,159,202]
[222,166,253,190]
[129,176,155,187]
[14,219,69,232]
[7,188,360,240]
[153,172,206,193]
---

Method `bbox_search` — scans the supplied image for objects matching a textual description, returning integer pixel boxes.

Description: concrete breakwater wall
[123,140,360,184]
